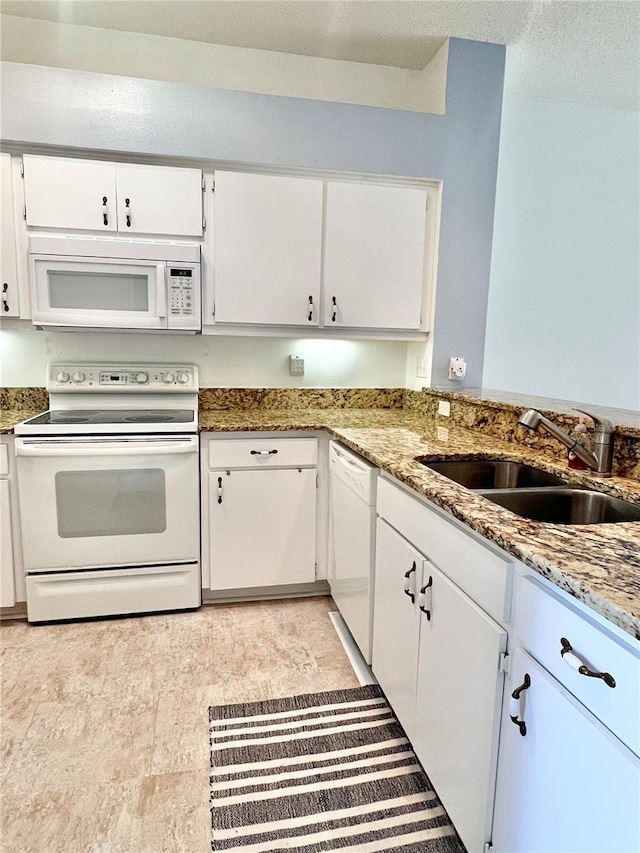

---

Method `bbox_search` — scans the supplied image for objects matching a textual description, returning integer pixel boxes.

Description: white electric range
[14,363,201,622]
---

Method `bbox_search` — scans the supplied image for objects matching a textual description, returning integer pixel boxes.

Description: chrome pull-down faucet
[517,407,614,477]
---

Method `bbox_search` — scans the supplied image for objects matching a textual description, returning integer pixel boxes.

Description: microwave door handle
[16,440,197,457]
[156,265,167,319]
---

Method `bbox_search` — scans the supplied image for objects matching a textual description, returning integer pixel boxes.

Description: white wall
[0,329,408,388]
[484,47,640,410]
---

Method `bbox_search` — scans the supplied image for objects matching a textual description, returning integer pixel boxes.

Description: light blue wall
[1,38,505,388]
[484,90,640,410]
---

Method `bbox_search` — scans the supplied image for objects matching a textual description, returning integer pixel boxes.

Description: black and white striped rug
[209,685,465,853]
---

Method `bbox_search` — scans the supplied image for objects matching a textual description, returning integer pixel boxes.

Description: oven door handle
[15,439,198,457]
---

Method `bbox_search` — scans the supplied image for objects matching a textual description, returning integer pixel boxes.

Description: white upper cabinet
[115,163,204,237]
[23,155,203,237]
[23,155,118,232]
[1,154,20,317]
[323,181,428,330]
[213,171,324,326]
[210,170,434,334]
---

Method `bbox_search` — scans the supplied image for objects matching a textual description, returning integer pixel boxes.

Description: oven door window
[48,270,150,312]
[55,468,166,538]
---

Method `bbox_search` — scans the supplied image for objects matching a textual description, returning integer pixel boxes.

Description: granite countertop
[199,408,640,641]
[0,409,43,433]
[4,405,639,640]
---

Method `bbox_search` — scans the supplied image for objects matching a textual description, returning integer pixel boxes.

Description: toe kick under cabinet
[201,435,318,595]
[373,476,513,853]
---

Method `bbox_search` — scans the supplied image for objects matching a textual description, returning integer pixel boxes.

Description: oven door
[16,435,199,571]
[31,255,168,330]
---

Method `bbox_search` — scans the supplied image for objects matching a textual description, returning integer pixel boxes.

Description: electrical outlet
[438,400,451,417]
[415,357,427,379]
[289,355,304,376]
[448,357,466,380]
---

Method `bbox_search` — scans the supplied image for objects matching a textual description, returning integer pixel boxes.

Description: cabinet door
[323,181,427,330]
[115,163,203,237]
[208,468,316,590]
[413,564,507,853]
[0,479,15,608]
[1,154,19,316]
[372,519,423,740]
[213,171,323,326]
[23,155,117,231]
[493,648,640,853]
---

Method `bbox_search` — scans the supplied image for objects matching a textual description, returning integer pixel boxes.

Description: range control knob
[55,371,70,383]
[71,371,86,384]
[176,371,190,384]
[135,372,148,384]
[163,372,176,384]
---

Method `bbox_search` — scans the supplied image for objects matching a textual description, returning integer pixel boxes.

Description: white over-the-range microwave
[29,235,201,332]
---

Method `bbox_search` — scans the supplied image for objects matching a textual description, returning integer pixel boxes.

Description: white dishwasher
[329,441,377,664]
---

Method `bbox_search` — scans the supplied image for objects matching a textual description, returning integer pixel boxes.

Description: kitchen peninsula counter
[200,407,640,640]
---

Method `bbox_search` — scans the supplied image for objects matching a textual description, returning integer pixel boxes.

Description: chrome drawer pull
[403,562,416,603]
[510,673,531,736]
[217,476,223,504]
[419,576,433,620]
[560,638,616,688]
[250,449,278,456]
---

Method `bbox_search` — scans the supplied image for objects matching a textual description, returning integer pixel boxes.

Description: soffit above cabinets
[1,1,636,108]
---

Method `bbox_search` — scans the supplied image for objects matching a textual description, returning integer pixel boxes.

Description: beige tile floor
[0,597,359,852]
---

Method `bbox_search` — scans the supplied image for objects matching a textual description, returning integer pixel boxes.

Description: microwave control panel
[169,267,195,316]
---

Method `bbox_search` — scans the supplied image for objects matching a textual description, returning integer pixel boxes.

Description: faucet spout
[517,408,612,477]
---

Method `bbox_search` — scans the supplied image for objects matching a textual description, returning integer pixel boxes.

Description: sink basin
[479,488,640,525]
[417,458,567,490]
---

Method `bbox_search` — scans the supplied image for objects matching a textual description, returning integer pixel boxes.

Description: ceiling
[0,0,538,69]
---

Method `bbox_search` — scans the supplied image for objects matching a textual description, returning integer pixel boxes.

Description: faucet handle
[572,408,614,434]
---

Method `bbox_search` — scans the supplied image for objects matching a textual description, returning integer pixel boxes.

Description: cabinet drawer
[517,575,640,756]
[377,478,512,623]
[0,444,8,477]
[208,437,317,469]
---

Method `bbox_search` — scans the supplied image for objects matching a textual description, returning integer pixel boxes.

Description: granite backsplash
[2,384,637,479]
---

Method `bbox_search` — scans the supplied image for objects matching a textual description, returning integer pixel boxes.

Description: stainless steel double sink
[416,458,640,525]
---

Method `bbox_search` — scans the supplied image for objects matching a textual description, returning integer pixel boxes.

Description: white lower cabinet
[372,519,423,739]
[203,436,318,592]
[493,647,640,853]
[0,440,16,608]
[492,570,640,853]
[413,565,506,853]
[373,477,512,853]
